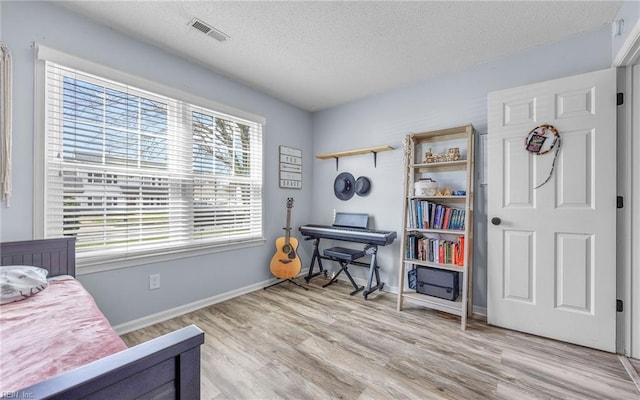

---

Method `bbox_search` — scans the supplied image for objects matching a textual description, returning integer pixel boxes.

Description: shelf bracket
[316,145,393,171]
[330,152,379,170]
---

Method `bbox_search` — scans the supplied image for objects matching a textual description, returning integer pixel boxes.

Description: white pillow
[0,266,49,305]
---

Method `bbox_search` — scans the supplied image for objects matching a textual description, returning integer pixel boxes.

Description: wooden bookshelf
[397,124,474,330]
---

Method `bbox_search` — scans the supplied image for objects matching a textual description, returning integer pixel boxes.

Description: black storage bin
[416,267,459,301]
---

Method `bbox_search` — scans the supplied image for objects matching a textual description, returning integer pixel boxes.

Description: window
[39,59,264,269]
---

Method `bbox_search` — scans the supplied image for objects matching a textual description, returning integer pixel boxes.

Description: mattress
[0,277,127,392]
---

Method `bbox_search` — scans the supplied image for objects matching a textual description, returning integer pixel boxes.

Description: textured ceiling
[56,1,622,111]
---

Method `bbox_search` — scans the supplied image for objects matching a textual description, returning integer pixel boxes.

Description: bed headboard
[0,237,76,277]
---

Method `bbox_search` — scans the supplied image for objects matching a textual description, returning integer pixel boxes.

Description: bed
[0,237,204,400]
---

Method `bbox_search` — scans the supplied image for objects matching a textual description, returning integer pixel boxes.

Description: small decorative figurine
[435,187,451,196]
[447,147,460,161]
[425,152,447,163]
[424,149,433,163]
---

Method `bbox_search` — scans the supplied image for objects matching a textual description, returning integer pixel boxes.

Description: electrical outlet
[149,273,160,290]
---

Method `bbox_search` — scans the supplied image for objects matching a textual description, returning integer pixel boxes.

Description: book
[442,208,452,230]
[452,243,458,265]
[423,201,430,229]
[408,199,414,228]
[430,202,436,229]
[433,204,441,229]
[452,208,465,230]
[438,206,446,229]
[457,236,465,266]
[432,239,438,263]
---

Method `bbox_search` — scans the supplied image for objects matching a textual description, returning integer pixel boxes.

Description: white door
[487,68,617,352]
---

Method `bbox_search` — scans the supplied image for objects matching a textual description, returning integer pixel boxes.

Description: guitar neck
[284,208,292,244]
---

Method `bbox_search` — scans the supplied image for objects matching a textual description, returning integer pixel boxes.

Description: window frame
[34,44,266,274]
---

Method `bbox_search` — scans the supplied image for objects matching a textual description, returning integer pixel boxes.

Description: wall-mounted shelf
[316,145,393,170]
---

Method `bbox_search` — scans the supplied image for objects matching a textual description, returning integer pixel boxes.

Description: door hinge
[617,299,624,312]
[617,196,624,209]
[617,92,624,106]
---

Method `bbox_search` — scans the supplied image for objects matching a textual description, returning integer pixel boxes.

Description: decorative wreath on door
[525,124,561,189]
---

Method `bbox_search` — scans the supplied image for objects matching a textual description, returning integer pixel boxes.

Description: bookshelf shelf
[412,160,467,171]
[404,259,465,272]
[410,195,467,202]
[397,124,475,330]
[401,291,463,315]
[406,228,465,235]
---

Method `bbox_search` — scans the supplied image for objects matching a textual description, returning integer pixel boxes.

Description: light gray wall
[613,0,640,60]
[310,25,613,309]
[0,1,313,325]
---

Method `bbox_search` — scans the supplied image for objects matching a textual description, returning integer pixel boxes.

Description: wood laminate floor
[121,279,640,400]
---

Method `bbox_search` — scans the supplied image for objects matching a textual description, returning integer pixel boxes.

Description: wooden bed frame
[0,238,205,400]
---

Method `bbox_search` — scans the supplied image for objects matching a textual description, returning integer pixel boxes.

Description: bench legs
[322,261,364,295]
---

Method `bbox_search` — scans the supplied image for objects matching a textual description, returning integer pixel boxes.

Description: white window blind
[42,62,263,266]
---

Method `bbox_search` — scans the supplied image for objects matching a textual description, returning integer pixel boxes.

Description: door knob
[491,217,501,226]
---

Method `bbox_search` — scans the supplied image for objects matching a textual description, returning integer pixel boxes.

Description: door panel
[503,97,538,126]
[504,138,534,207]
[503,230,535,303]
[488,68,616,352]
[556,129,593,208]
[555,232,592,312]
[555,87,595,119]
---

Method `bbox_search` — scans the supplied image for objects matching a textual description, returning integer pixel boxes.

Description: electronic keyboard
[298,224,397,246]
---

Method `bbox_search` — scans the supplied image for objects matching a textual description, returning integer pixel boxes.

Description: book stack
[406,235,465,266]
[407,200,465,230]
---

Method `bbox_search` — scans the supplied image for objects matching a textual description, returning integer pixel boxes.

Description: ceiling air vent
[188,17,229,42]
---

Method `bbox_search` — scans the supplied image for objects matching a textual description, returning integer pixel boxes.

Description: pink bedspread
[0,277,127,392]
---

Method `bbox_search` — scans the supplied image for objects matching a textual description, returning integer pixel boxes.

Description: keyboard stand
[304,238,384,299]
[362,245,384,299]
[304,238,328,283]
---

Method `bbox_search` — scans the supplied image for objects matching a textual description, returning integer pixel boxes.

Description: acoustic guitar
[270,198,301,279]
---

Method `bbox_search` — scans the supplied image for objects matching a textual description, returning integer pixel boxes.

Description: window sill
[76,239,266,275]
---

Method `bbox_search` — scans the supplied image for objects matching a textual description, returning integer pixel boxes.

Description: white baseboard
[113,269,309,335]
[473,305,487,317]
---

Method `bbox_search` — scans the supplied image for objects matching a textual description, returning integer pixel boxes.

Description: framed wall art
[279,145,302,189]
